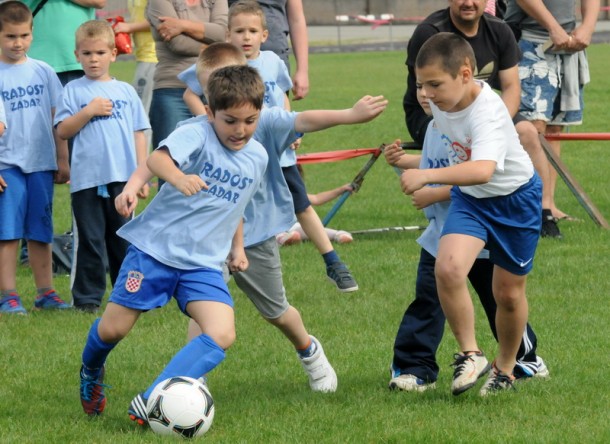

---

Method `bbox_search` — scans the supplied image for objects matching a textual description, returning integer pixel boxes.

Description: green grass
[2,46,610,443]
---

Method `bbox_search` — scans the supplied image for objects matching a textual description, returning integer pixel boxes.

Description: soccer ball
[147,376,215,438]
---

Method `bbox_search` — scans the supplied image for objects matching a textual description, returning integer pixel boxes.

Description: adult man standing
[504,0,600,221]
[403,0,561,238]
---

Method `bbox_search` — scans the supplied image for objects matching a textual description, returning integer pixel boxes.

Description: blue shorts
[518,39,584,126]
[109,245,233,315]
[0,168,54,242]
[282,164,311,213]
[442,174,542,275]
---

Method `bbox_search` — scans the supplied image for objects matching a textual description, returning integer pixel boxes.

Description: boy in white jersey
[78,65,269,420]
[54,20,150,314]
[115,43,387,425]
[0,1,70,315]
[180,1,359,293]
[398,33,542,396]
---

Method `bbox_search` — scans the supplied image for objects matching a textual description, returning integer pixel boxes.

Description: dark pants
[392,248,538,382]
[71,183,130,307]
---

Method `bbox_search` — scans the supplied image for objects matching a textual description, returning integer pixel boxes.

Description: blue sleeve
[177,64,203,96]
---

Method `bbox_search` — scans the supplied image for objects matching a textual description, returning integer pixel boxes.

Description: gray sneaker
[326,262,358,292]
[389,374,436,392]
[451,352,491,395]
[480,367,516,396]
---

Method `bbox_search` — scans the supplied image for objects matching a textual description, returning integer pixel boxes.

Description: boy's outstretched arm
[294,95,387,133]
[384,139,420,170]
[147,147,208,196]
[401,159,496,195]
[56,97,113,140]
[115,162,155,217]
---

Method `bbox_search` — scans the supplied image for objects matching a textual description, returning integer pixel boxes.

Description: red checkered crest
[125,271,144,293]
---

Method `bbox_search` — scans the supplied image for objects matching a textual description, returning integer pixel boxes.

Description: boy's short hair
[75,20,115,49]
[207,65,264,113]
[0,1,33,31]
[196,42,247,86]
[228,0,267,29]
[415,32,476,78]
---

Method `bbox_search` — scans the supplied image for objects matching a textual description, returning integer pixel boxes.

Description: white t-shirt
[430,81,534,198]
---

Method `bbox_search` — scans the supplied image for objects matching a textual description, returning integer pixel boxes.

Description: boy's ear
[204,105,214,121]
[261,29,269,43]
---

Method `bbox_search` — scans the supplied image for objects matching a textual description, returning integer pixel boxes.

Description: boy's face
[75,38,117,80]
[207,104,260,151]
[0,21,32,64]
[416,86,432,116]
[416,61,472,113]
[227,13,268,59]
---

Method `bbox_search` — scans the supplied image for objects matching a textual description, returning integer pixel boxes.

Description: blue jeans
[150,88,193,149]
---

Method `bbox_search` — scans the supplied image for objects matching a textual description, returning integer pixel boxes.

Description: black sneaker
[74,303,100,313]
[541,210,562,239]
[326,262,358,292]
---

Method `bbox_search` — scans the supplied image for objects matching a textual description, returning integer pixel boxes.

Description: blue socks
[322,250,340,267]
[144,334,225,399]
[81,318,117,376]
[296,338,317,358]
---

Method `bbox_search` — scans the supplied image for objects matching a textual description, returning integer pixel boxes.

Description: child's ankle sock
[296,338,317,358]
[322,250,340,267]
[37,287,53,297]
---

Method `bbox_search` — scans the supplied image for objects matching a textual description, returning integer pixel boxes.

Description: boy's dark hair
[415,32,476,78]
[0,1,33,31]
[207,65,264,113]
[229,0,267,29]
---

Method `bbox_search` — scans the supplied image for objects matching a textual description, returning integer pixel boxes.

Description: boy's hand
[87,97,113,117]
[384,140,404,166]
[173,174,209,196]
[411,187,437,210]
[157,16,184,41]
[113,21,131,34]
[137,182,150,200]
[351,95,388,123]
[290,137,302,151]
[400,168,427,195]
[0,174,6,193]
[54,158,70,184]
[228,248,248,273]
[115,190,138,217]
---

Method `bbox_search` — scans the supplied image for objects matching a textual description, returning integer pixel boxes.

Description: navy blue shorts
[282,164,311,213]
[442,174,542,275]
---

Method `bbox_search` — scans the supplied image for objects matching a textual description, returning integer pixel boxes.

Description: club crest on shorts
[125,270,144,293]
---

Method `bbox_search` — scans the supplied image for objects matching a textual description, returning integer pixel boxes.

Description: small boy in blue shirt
[54,20,150,313]
[116,43,387,424]
[78,64,269,418]
[0,1,70,315]
[399,33,542,396]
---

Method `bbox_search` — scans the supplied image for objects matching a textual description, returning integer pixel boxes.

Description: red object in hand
[107,16,132,55]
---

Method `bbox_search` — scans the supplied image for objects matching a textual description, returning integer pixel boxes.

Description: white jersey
[430,81,534,198]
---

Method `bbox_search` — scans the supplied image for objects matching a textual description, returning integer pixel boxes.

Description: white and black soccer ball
[147,376,215,438]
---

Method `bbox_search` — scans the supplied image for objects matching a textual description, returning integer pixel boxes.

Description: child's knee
[207,327,235,350]
[435,259,466,287]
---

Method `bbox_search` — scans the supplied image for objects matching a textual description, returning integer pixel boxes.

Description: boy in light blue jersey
[54,20,150,313]
[78,64,269,420]
[0,1,70,315]
[180,2,360,293]
[115,43,387,424]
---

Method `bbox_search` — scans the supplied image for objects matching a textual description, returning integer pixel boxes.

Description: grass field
[2,45,610,443]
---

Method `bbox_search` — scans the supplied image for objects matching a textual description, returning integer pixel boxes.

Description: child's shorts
[109,245,233,315]
[282,164,311,213]
[232,237,290,320]
[518,39,584,126]
[442,174,542,275]
[0,168,54,242]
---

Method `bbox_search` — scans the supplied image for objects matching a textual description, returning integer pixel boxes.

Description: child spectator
[399,33,542,396]
[54,20,150,313]
[385,81,547,393]
[114,43,386,424]
[179,1,359,292]
[0,1,70,315]
[78,65,269,418]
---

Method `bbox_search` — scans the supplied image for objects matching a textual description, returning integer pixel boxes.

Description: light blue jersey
[118,120,268,270]
[54,77,150,192]
[0,57,63,173]
[417,121,489,260]
[249,51,292,108]
[177,64,202,96]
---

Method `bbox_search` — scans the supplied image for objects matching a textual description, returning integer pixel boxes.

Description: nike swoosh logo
[519,258,533,267]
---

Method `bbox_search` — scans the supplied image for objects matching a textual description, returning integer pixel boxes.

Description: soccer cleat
[128,392,148,426]
[450,351,491,395]
[480,364,516,396]
[80,365,109,416]
[326,262,359,292]
[33,290,71,310]
[0,294,27,315]
[298,336,337,393]
[389,374,436,392]
[541,211,562,239]
[514,356,550,379]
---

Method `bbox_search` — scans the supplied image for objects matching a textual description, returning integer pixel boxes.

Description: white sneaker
[479,365,516,396]
[298,336,337,393]
[389,374,436,392]
[515,356,550,379]
[451,352,491,395]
